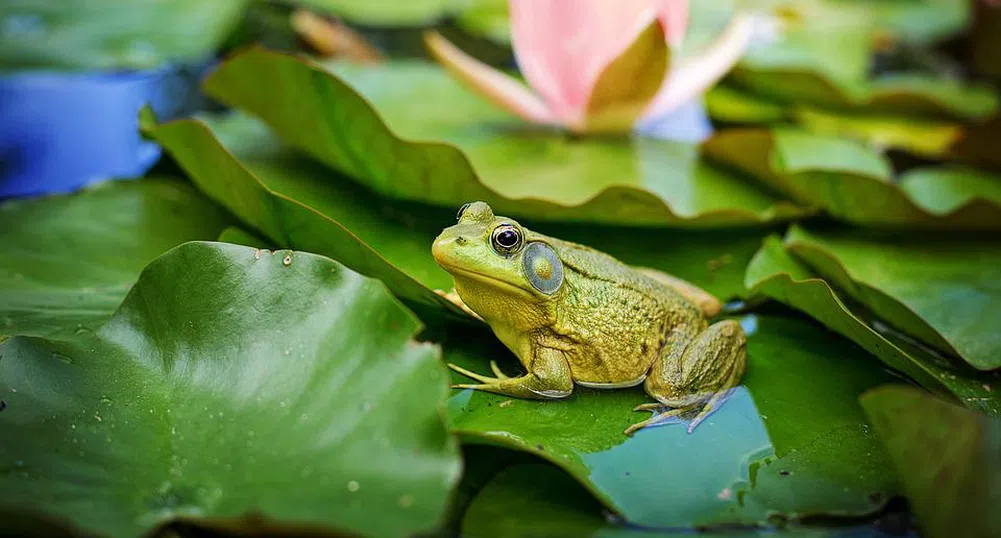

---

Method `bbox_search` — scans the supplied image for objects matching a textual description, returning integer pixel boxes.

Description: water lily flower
[425,0,757,137]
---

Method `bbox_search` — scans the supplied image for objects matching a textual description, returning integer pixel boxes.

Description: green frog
[432,202,747,436]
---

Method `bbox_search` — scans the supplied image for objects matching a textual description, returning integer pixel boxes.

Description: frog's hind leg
[625,319,747,436]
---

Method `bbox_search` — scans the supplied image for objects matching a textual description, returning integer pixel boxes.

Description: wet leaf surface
[0,178,232,339]
[0,242,459,537]
[443,315,898,527]
[462,462,910,537]
[861,386,1001,538]
[199,48,808,227]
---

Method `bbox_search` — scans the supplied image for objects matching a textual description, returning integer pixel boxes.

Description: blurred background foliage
[1,1,1000,537]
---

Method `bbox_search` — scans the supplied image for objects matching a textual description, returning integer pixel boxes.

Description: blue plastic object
[0,63,205,198]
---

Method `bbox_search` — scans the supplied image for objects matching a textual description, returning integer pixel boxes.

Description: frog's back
[547,238,704,386]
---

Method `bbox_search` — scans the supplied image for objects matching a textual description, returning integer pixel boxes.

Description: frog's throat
[439,263,536,299]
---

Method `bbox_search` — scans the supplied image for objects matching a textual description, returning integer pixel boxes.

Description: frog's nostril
[455,236,468,245]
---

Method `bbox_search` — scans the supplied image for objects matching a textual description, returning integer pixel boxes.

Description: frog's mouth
[437,263,536,299]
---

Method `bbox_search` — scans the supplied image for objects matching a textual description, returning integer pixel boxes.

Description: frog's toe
[451,382,492,391]
[448,363,501,384]
[624,407,686,436]
[632,402,665,412]
[489,360,510,380]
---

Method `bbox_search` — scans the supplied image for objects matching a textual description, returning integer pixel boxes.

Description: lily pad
[0,241,459,537]
[745,235,1000,415]
[293,0,452,25]
[861,386,1001,538]
[0,177,232,340]
[0,0,248,71]
[199,48,808,227]
[142,110,464,316]
[705,128,1001,229]
[444,315,899,527]
[144,112,772,317]
[782,226,1001,371]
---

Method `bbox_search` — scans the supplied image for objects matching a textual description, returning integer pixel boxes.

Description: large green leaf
[861,386,1001,538]
[444,315,899,527]
[0,178,232,340]
[144,112,772,316]
[784,226,1001,371]
[198,48,808,227]
[705,129,1001,229]
[745,236,1000,415]
[0,0,248,70]
[0,242,459,537]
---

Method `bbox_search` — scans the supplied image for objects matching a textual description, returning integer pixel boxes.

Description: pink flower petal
[424,31,555,124]
[657,0,690,48]
[509,0,664,125]
[641,12,755,122]
[582,19,669,133]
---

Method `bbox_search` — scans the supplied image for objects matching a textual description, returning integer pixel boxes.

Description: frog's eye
[491,224,523,255]
[523,242,563,295]
[456,202,471,221]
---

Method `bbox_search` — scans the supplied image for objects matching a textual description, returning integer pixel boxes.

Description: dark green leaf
[444,315,898,527]
[861,386,1001,538]
[745,235,1000,415]
[784,226,1001,370]
[0,242,459,537]
[0,178,232,340]
[199,48,808,227]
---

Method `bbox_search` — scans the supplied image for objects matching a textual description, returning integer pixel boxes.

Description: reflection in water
[582,387,773,527]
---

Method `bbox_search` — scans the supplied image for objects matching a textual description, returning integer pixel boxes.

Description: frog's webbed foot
[446,347,574,400]
[434,288,484,322]
[625,389,733,436]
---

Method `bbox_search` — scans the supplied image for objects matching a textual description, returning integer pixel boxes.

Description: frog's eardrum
[524,242,564,295]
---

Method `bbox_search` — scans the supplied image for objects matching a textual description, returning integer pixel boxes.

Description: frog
[431,202,747,436]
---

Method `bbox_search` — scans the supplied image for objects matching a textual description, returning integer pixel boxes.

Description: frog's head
[432,202,564,323]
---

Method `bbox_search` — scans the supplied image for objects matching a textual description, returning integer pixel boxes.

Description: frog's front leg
[625,319,747,436]
[448,346,573,399]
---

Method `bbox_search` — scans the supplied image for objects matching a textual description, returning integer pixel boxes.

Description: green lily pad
[444,315,898,527]
[0,178,232,340]
[730,70,997,123]
[453,0,509,44]
[783,226,1001,371]
[199,48,808,227]
[0,241,459,537]
[745,235,1000,415]
[141,110,464,316]
[861,386,1001,538]
[144,111,772,316]
[0,0,248,71]
[293,0,452,25]
[705,128,1001,229]
[705,84,995,159]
